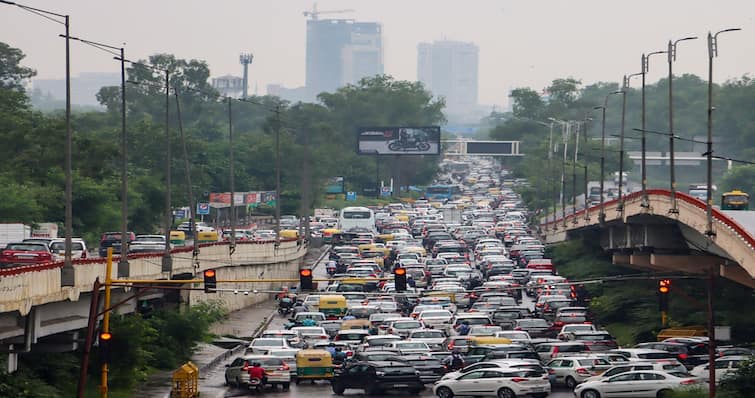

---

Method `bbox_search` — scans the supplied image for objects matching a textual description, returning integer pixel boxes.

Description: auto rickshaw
[279,229,299,239]
[196,230,219,243]
[322,228,341,244]
[340,319,371,332]
[295,349,334,384]
[318,295,347,319]
[169,230,186,246]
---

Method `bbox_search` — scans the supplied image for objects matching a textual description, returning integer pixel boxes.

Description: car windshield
[368,338,399,346]
[576,334,612,341]
[411,331,444,338]
[394,322,422,329]
[518,319,547,327]
[377,367,416,375]
[398,343,427,348]
[50,242,84,250]
[421,311,451,317]
[253,339,284,346]
[578,359,610,366]
[5,243,47,251]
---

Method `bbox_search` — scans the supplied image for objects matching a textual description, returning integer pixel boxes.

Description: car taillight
[680,379,698,385]
[678,353,688,360]
[554,321,564,327]
[576,368,590,375]
[320,335,328,339]
[511,377,528,383]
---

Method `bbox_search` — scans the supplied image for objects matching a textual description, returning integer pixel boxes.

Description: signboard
[346,191,357,201]
[197,203,210,215]
[173,209,186,219]
[381,186,392,197]
[325,176,345,194]
[466,141,514,155]
[357,126,441,155]
[209,191,276,206]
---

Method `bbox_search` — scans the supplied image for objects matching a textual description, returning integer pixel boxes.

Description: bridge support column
[6,349,18,373]
[719,265,755,289]
[650,254,722,274]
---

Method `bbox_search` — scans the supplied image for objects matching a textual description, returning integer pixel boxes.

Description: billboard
[357,126,441,155]
[465,141,520,156]
[209,191,276,207]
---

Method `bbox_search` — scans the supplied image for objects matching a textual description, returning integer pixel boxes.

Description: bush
[718,359,755,398]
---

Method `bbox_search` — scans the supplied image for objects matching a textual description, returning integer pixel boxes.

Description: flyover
[0,239,308,371]
[539,189,755,289]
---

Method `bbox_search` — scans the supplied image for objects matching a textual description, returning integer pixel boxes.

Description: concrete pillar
[6,349,18,373]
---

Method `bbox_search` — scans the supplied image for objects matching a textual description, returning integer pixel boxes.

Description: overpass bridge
[539,189,755,289]
[0,239,307,371]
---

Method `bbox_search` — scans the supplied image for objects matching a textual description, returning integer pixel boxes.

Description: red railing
[540,189,755,248]
[0,238,299,277]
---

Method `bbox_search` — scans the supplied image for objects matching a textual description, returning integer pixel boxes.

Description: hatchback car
[434,367,550,398]
[224,354,292,390]
[546,356,612,389]
[574,370,706,398]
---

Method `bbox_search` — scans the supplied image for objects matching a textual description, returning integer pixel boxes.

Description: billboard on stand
[357,126,441,155]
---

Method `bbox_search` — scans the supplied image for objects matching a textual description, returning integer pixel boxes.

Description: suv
[634,340,710,369]
[98,232,135,257]
[546,356,612,389]
[331,361,424,395]
[535,342,590,362]
[48,238,88,261]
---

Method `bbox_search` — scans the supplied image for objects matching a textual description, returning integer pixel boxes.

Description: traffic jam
[225,159,722,397]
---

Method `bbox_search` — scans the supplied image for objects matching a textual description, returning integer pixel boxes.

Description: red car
[0,242,53,267]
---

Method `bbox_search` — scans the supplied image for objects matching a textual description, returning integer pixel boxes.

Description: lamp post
[594,91,622,223]
[667,37,697,213]
[571,121,582,223]
[547,121,558,230]
[639,51,666,207]
[1,1,75,284]
[615,85,627,211]
[706,28,740,237]
[582,115,591,222]
[705,29,740,398]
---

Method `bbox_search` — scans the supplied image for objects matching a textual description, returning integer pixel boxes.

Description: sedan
[434,367,550,398]
[0,242,53,267]
[574,370,706,398]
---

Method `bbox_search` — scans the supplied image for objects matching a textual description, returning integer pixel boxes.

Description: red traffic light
[99,331,113,341]
[394,267,406,276]
[204,269,216,278]
[300,269,312,277]
[659,279,671,293]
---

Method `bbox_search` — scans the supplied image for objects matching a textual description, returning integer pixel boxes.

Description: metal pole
[101,249,113,397]
[667,42,678,214]
[600,106,606,223]
[641,55,648,207]
[583,116,590,222]
[275,105,281,247]
[618,88,626,211]
[162,69,172,272]
[77,278,101,398]
[548,122,556,230]
[63,14,74,284]
[118,48,129,277]
[375,153,380,199]
[707,271,716,398]
[228,98,236,253]
[572,122,579,222]
[561,123,568,226]
[174,90,198,259]
[706,29,740,236]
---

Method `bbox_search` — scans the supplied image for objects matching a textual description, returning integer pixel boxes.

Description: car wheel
[365,382,380,396]
[295,378,300,385]
[657,390,672,398]
[332,382,345,395]
[532,394,548,398]
[566,376,578,389]
[436,386,454,398]
[581,390,601,398]
[409,388,422,395]
[497,387,516,398]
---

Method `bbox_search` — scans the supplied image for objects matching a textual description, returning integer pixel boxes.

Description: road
[195,254,576,398]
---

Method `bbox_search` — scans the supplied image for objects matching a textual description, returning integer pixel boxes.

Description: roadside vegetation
[0,301,226,397]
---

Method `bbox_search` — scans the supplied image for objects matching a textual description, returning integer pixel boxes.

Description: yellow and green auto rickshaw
[318,295,347,319]
[295,349,334,384]
[196,230,219,244]
[169,230,186,246]
[322,228,341,244]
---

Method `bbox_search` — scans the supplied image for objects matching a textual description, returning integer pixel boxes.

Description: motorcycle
[388,138,431,152]
[326,262,337,277]
[278,298,294,316]
[248,377,264,394]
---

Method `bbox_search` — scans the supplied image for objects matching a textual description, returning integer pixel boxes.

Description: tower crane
[303,3,354,21]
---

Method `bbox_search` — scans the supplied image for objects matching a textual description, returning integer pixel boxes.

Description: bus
[338,207,376,232]
[721,190,750,210]
[425,185,461,201]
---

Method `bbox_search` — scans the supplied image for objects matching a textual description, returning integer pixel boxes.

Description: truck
[0,223,32,248]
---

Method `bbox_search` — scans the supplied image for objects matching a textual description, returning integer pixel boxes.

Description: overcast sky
[2,0,753,107]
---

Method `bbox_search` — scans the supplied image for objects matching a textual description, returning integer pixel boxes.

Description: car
[48,238,88,261]
[384,341,432,355]
[440,360,550,381]
[289,326,329,344]
[177,221,214,232]
[388,319,425,338]
[407,329,446,351]
[334,329,370,348]
[609,348,680,362]
[690,355,750,382]
[513,318,551,338]
[361,335,403,351]
[348,350,406,363]
[481,350,541,364]
[584,360,687,382]
[402,354,446,383]
[535,342,590,362]
[574,370,706,398]
[565,331,618,351]
[433,366,550,398]
[259,330,303,348]
[331,361,424,395]
[98,231,135,256]
[128,234,169,253]
[264,348,300,377]
[224,354,292,390]
[1,242,53,267]
[546,356,613,389]
[247,337,290,354]
[557,323,598,340]
[495,331,532,345]
[635,340,711,369]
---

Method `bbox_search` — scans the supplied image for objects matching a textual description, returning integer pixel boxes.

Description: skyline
[2,0,754,108]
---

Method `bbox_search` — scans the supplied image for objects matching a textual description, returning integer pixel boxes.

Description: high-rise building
[417,40,479,118]
[306,19,383,101]
[33,72,119,107]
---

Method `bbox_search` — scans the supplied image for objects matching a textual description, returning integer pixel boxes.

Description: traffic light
[299,268,313,291]
[99,331,113,364]
[658,279,671,311]
[203,269,217,293]
[394,267,407,292]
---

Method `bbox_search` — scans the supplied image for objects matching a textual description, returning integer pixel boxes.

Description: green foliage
[718,359,755,398]
[105,313,157,388]
[0,368,62,398]
[719,165,755,200]
[668,387,708,398]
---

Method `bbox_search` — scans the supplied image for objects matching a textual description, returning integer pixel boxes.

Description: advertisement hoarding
[357,126,441,155]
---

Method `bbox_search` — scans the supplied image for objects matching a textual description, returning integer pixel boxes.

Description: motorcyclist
[248,361,267,386]
[407,275,417,288]
[333,347,347,364]
[326,260,337,275]
[442,349,465,371]
[456,321,471,336]
[301,317,317,327]
[325,342,337,357]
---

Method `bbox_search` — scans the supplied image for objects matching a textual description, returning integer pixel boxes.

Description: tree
[0,42,35,90]
[719,165,755,201]
[509,87,543,119]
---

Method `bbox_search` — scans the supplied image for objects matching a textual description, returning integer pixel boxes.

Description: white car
[407,329,446,351]
[434,367,550,398]
[224,354,291,390]
[557,323,598,340]
[289,326,328,344]
[546,356,612,389]
[574,370,706,398]
[495,330,532,344]
[384,341,431,355]
[388,319,425,338]
[609,348,679,362]
[690,355,748,382]
[48,238,88,261]
[417,310,453,329]
[247,337,290,354]
[584,360,687,382]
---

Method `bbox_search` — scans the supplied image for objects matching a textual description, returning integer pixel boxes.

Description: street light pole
[616,84,627,211]
[582,115,591,222]
[572,121,580,223]
[595,91,621,223]
[162,69,172,273]
[668,37,697,214]
[228,97,236,254]
[706,28,740,238]
[547,122,557,230]
[640,51,666,207]
[561,122,569,227]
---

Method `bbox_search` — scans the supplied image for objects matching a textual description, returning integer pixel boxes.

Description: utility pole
[274,104,282,247]
[174,89,199,262]
[162,69,172,273]
[228,97,236,254]
[63,13,74,284]
[118,47,129,277]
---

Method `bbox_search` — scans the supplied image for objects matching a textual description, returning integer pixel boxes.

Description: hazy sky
[2,0,753,107]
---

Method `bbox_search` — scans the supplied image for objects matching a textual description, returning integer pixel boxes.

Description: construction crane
[303,3,354,21]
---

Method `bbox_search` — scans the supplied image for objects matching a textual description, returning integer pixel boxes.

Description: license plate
[393,384,408,388]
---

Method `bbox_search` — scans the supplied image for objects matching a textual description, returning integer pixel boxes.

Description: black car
[635,340,710,369]
[332,361,423,395]
[401,354,445,384]
[98,231,135,257]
